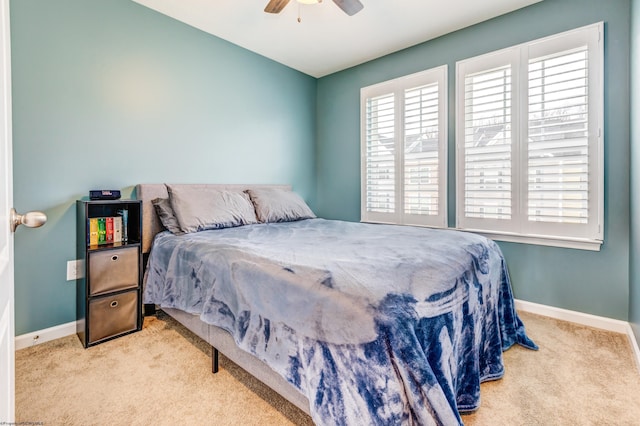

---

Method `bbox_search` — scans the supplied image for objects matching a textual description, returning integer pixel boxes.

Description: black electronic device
[89,190,121,200]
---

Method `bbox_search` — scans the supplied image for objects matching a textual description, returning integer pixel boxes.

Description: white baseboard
[13,301,640,373]
[15,321,77,350]
[515,299,630,333]
[627,324,640,373]
[515,299,640,372]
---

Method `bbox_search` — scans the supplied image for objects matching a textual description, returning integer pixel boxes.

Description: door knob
[10,208,47,232]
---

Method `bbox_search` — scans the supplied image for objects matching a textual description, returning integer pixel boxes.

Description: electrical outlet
[66,260,84,280]
[66,260,77,280]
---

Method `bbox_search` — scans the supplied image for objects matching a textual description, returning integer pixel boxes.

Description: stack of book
[87,213,128,246]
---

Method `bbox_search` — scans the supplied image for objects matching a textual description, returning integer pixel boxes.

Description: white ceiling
[132,0,542,78]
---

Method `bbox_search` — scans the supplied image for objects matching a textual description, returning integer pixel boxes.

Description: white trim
[14,321,76,350]
[12,302,640,374]
[515,299,640,373]
[455,22,604,249]
[361,65,448,228]
[515,299,629,333]
[627,324,640,374]
[458,228,602,251]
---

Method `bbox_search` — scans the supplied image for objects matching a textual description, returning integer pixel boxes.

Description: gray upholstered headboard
[135,183,291,254]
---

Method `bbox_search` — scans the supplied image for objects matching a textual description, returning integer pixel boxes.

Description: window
[456,23,603,250]
[361,66,447,227]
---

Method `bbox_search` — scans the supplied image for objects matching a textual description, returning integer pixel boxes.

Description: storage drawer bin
[88,290,138,344]
[89,247,139,295]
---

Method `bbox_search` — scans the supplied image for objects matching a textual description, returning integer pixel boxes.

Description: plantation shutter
[364,93,395,215]
[362,66,447,227]
[462,64,513,221]
[404,83,440,217]
[456,23,602,249]
[527,48,589,225]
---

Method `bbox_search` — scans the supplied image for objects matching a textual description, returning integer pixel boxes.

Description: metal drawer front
[89,247,138,295]
[88,290,138,344]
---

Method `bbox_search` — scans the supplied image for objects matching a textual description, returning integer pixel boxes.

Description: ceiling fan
[264,0,364,17]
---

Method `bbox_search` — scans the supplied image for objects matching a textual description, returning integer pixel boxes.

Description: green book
[97,217,106,244]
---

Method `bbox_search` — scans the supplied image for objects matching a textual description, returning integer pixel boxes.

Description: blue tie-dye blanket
[143,218,537,425]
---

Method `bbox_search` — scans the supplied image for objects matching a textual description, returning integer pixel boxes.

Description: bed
[136,183,537,426]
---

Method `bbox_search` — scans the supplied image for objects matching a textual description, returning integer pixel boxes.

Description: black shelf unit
[76,199,143,348]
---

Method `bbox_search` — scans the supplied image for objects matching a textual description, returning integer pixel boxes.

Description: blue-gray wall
[316,0,632,320]
[11,0,637,335]
[631,0,640,343]
[10,0,317,335]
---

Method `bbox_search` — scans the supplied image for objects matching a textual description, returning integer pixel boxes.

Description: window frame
[455,22,604,251]
[360,65,448,228]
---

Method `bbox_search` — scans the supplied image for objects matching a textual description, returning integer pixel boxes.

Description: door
[0,0,13,421]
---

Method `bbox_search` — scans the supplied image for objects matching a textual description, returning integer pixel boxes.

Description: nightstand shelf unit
[76,199,143,348]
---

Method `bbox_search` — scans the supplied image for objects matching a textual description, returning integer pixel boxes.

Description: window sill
[456,228,603,251]
[361,219,603,251]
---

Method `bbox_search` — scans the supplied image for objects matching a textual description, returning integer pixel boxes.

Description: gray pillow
[246,188,316,223]
[151,198,184,235]
[166,185,258,233]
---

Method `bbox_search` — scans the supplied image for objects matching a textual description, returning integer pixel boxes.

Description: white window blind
[404,83,440,216]
[364,93,395,214]
[463,64,513,222]
[528,48,589,224]
[456,23,603,250]
[362,66,447,227]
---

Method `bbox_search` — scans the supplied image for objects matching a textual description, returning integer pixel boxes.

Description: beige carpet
[15,311,640,425]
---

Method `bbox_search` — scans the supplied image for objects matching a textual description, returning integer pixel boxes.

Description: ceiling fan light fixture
[264,0,361,15]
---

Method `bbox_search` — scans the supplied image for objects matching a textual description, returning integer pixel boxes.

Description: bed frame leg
[212,346,219,374]
[143,304,156,316]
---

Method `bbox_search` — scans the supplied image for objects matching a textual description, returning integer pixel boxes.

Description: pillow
[151,197,184,235]
[246,188,316,223]
[166,185,258,233]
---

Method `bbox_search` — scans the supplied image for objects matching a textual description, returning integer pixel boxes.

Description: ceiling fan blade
[332,0,364,16]
[264,0,291,14]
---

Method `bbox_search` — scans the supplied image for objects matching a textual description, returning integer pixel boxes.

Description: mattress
[143,218,537,425]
